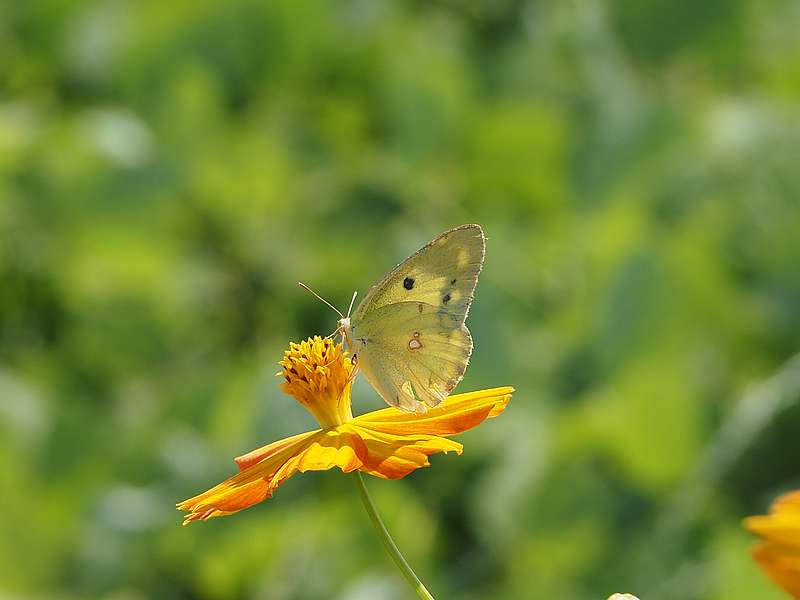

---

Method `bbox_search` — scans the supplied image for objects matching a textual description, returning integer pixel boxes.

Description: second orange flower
[745,490,800,599]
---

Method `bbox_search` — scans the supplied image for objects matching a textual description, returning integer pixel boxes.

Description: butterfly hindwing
[353,302,473,412]
[348,224,485,412]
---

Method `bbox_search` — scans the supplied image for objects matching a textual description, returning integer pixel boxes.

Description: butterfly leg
[335,359,360,409]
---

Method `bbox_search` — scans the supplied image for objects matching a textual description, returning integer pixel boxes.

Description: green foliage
[2,0,800,598]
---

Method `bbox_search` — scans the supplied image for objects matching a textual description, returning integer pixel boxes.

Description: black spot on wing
[442,293,451,305]
[403,277,415,290]
[450,278,456,285]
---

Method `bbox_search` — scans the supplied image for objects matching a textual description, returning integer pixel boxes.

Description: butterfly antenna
[298,282,344,318]
[346,290,358,318]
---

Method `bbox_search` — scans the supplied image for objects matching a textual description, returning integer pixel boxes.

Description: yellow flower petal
[177,431,318,523]
[178,429,366,524]
[354,386,513,436]
[235,430,319,471]
[350,423,464,479]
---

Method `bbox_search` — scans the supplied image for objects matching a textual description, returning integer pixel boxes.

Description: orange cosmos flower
[178,336,513,524]
[745,490,800,599]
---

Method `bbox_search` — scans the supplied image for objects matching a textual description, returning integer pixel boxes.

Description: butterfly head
[338,316,365,365]
[335,317,349,353]
[338,316,352,341]
[340,289,360,350]
[297,282,359,351]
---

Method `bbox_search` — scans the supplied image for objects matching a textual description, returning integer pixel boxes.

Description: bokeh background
[2,1,800,599]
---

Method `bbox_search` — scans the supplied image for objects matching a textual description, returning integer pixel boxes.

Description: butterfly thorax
[338,317,365,358]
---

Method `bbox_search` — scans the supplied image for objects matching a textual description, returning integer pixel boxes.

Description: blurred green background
[2,1,800,599]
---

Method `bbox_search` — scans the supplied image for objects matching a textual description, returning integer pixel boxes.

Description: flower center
[278,336,355,429]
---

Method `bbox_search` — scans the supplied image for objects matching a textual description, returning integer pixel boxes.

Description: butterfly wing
[349,224,485,412]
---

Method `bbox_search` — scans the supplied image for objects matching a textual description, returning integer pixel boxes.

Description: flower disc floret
[279,336,355,428]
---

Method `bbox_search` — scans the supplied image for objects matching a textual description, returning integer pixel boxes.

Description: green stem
[354,471,435,600]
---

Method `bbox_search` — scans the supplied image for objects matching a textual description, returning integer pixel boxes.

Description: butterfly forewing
[349,224,485,412]
[352,224,485,322]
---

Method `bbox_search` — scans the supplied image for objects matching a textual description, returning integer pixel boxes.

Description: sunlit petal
[235,430,319,471]
[350,423,464,479]
[354,386,513,435]
[177,431,318,523]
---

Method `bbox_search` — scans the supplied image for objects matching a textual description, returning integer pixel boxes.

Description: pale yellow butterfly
[302,224,485,414]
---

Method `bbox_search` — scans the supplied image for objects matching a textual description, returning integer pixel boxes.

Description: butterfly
[304,224,485,414]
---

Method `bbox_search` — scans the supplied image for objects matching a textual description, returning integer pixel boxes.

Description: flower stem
[354,472,435,600]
